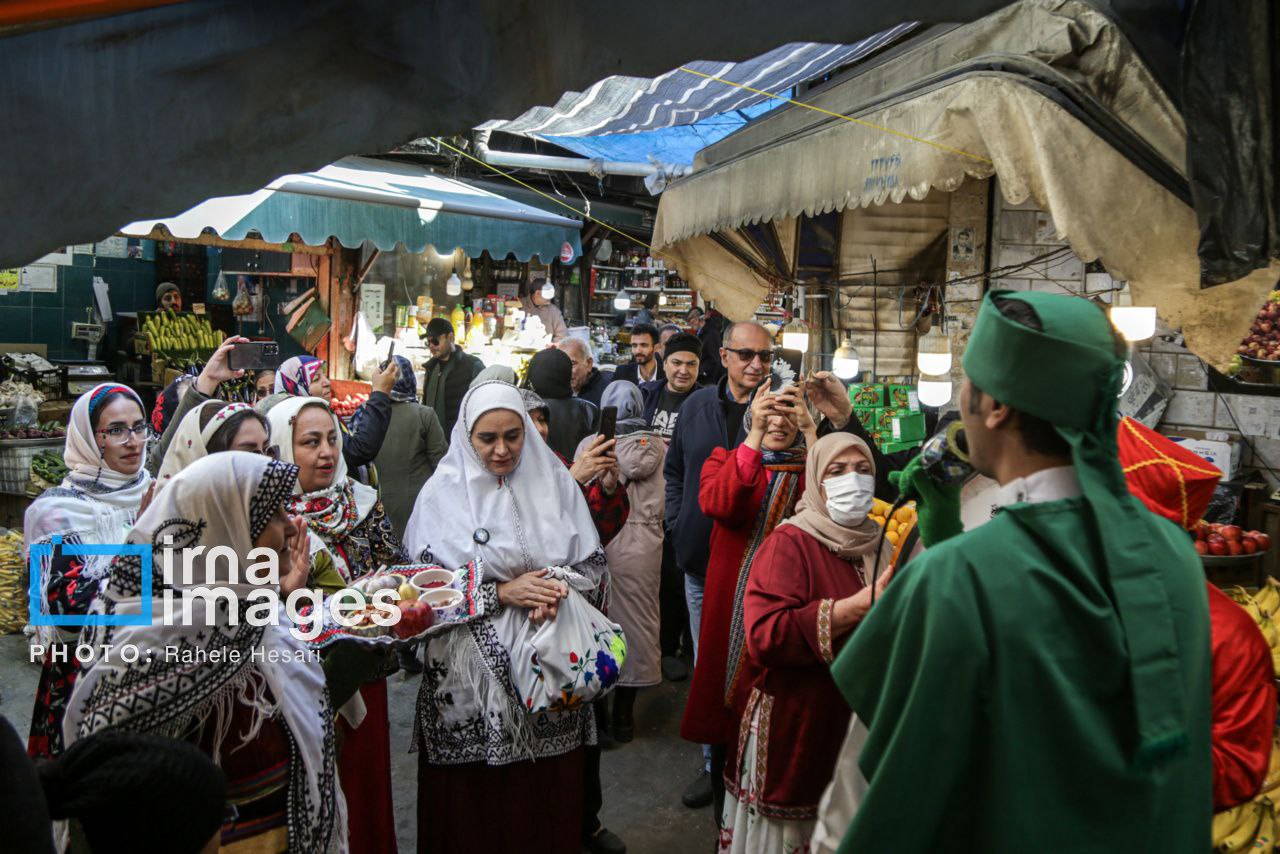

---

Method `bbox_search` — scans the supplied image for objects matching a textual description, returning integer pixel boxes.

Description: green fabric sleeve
[833,546,987,853]
[424,408,447,468]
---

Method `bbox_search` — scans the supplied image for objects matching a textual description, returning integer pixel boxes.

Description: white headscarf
[266,396,379,576]
[64,452,347,853]
[154,400,254,488]
[25,383,153,634]
[403,380,600,576]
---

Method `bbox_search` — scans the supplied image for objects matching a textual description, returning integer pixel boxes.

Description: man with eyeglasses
[421,317,485,438]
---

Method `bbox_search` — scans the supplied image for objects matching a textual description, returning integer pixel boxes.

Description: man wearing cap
[420,317,485,438]
[813,291,1211,851]
[522,278,569,343]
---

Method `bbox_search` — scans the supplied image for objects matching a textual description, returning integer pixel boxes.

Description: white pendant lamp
[781,317,810,352]
[916,325,953,376]
[445,272,462,296]
[613,289,631,311]
[540,280,556,300]
[1110,306,1156,342]
[917,380,953,407]
[831,337,861,379]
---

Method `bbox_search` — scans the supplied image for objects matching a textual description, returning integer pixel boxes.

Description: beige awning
[653,0,1277,370]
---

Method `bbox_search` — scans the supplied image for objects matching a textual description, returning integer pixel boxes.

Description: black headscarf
[0,716,54,854]
[525,348,574,400]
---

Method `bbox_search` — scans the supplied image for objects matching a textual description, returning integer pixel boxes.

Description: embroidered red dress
[731,523,865,819]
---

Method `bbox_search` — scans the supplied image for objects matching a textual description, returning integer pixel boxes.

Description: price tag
[193,303,206,315]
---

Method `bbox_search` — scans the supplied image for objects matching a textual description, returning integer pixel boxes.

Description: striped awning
[480,26,918,165]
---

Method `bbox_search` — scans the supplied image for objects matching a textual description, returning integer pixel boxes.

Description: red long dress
[733,524,866,819]
[680,445,803,747]
[1207,583,1276,810]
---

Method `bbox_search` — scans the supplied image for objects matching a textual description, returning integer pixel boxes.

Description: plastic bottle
[450,303,466,335]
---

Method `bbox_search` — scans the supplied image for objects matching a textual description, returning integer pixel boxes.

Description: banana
[1221,801,1265,851]
[1216,804,1251,848]
[1256,583,1280,616]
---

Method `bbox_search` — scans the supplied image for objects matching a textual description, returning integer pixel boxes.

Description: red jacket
[680,445,803,746]
[1208,583,1276,810]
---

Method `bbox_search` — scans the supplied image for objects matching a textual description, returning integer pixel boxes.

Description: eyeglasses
[725,347,776,364]
[97,423,149,445]
[427,336,441,346]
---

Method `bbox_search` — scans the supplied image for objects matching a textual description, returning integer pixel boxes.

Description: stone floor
[0,634,712,853]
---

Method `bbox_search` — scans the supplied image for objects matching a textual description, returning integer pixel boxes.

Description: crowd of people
[5,290,1272,853]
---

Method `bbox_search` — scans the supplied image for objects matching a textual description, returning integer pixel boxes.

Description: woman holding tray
[403,380,611,854]
[268,396,407,854]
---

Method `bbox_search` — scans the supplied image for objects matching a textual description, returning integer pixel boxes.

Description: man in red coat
[1117,416,1275,809]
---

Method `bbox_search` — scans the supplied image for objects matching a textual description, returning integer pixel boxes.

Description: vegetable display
[0,421,65,441]
[1237,290,1280,363]
[143,309,225,360]
[31,449,68,484]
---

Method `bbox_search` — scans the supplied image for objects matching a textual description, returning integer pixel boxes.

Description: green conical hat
[963,290,1189,767]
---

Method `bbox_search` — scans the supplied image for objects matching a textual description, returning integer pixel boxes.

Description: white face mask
[824,471,876,527]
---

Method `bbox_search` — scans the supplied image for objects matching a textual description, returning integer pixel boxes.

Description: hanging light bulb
[658,292,668,306]
[782,317,810,352]
[831,337,861,379]
[916,325,952,376]
[918,379,953,407]
[613,289,631,311]
[445,272,462,296]
[1110,306,1156,342]
[540,280,556,300]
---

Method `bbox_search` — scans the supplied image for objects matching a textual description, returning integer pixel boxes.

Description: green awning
[120,156,582,261]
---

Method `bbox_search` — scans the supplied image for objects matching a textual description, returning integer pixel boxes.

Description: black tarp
[0,0,1271,286]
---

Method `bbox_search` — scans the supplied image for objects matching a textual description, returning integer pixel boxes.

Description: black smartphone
[227,341,280,371]
[597,406,617,441]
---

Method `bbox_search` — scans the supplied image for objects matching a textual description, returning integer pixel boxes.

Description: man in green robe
[818,291,1211,852]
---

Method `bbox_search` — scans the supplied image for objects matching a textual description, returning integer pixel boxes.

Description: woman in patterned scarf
[680,383,815,825]
[64,452,347,852]
[267,396,406,854]
[24,383,152,759]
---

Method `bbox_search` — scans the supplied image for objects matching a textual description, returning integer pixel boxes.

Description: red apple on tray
[1194,540,1208,556]
[393,599,435,639]
[1221,525,1244,542]
[1208,535,1228,557]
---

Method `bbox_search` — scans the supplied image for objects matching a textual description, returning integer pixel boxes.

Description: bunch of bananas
[0,529,26,633]
[1215,582,1280,851]
[143,309,224,358]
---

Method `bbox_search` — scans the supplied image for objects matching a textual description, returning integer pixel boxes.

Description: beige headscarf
[781,432,886,564]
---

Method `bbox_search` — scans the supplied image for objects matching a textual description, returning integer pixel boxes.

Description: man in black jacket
[664,321,896,813]
[612,322,664,387]
[421,317,484,439]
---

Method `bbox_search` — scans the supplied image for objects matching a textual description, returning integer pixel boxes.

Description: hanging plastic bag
[509,567,626,714]
[7,392,40,431]
[211,271,230,302]
[232,278,253,317]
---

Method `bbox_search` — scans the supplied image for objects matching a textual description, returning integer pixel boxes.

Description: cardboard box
[849,409,880,430]
[850,383,886,409]
[1167,434,1241,479]
[891,412,927,443]
[881,439,923,455]
[876,408,907,431]
[887,384,919,411]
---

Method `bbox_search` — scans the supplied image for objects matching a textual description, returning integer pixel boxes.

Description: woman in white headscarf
[267,395,405,854]
[154,399,272,488]
[24,383,152,758]
[403,380,609,854]
[63,452,347,853]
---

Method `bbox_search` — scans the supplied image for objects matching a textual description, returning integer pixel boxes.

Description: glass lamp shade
[831,338,861,379]
[781,318,810,352]
[1110,306,1156,342]
[540,281,556,300]
[917,379,953,407]
[445,273,463,296]
[613,290,631,311]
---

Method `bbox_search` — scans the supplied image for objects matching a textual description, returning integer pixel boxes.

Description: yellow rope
[675,67,993,165]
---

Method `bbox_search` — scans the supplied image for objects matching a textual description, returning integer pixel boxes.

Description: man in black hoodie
[421,317,484,439]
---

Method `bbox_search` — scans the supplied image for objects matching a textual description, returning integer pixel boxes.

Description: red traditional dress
[681,444,804,748]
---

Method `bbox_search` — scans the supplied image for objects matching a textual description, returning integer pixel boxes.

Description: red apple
[1242,538,1258,554]
[1222,525,1244,542]
[1254,533,1272,552]
[393,599,435,639]
[1194,540,1208,556]
[1208,536,1228,556]
[1227,540,1244,556]
[1195,522,1212,541]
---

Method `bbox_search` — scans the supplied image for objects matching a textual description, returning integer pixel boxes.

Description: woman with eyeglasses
[267,395,406,854]
[23,383,153,759]
[154,399,276,489]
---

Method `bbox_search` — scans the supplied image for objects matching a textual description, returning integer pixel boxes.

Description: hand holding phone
[597,406,618,442]
[226,341,280,372]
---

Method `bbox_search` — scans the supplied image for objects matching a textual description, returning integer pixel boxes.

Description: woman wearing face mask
[154,400,274,488]
[24,383,153,759]
[680,382,815,824]
[64,452,347,853]
[719,433,894,853]
[267,395,406,854]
